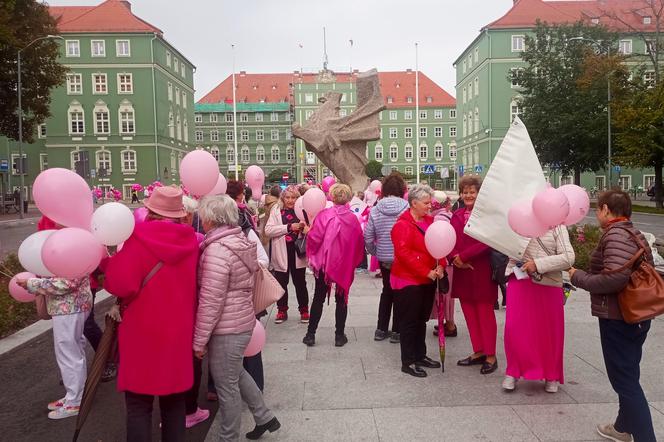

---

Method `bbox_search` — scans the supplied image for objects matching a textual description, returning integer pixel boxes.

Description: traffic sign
[458,165,464,174]
[422,164,436,175]
[282,173,289,181]
[474,165,483,173]
[614,165,621,173]
[0,159,8,172]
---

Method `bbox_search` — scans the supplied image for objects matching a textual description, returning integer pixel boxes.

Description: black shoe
[480,359,498,375]
[374,329,388,341]
[444,326,458,337]
[389,332,400,343]
[335,334,348,347]
[401,363,427,378]
[302,333,315,347]
[246,417,281,440]
[457,355,487,366]
[415,356,442,369]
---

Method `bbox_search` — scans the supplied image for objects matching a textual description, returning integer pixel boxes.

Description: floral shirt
[281,208,300,243]
[26,276,93,316]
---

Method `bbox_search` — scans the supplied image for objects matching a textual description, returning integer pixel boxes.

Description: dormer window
[271,85,277,90]
[591,18,599,24]
[387,96,393,104]
[252,85,258,90]
[406,96,413,104]
[426,96,433,103]
[644,16,652,24]
[395,82,400,88]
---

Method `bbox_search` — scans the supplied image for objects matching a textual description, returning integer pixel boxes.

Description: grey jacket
[571,221,653,320]
[364,197,409,263]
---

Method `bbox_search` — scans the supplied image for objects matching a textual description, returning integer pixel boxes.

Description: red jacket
[390,210,441,285]
[102,220,198,396]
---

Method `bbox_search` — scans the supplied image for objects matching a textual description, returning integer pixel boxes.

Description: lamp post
[231,44,239,180]
[568,36,612,187]
[17,34,63,219]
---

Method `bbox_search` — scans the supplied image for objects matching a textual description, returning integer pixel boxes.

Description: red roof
[50,0,162,34]
[198,71,456,109]
[487,0,659,31]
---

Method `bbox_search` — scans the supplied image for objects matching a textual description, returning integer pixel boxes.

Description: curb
[0,290,112,356]
[0,217,40,228]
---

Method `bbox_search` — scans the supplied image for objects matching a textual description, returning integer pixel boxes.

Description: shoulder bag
[253,263,285,313]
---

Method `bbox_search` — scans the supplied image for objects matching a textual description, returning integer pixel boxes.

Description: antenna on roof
[323,27,329,71]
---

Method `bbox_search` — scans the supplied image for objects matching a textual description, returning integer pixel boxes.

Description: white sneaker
[502,375,516,391]
[48,405,80,420]
[596,423,633,442]
[47,397,65,411]
[544,381,559,393]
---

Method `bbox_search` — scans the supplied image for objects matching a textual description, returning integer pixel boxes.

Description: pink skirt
[504,277,565,383]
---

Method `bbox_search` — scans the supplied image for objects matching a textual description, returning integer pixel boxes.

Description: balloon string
[0,269,15,279]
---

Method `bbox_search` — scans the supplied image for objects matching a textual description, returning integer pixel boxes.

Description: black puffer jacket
[571,221,653,320]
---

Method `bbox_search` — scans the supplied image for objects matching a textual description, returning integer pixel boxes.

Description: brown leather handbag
[605,227,664,324]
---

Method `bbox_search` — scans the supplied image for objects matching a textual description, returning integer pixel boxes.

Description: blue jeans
[599,318,656,441]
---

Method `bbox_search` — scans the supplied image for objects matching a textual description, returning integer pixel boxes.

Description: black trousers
[185,356,202,415]
[273,244,309,312]
[125,391,185,442]
[307,271,347,336]
[394,283,436,366]
[206,353,264,394]
[376,263,399,333]
[599,318,656,441]
[83,288,102,351]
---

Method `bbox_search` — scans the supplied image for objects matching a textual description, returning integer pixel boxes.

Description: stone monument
[292,69,386,192]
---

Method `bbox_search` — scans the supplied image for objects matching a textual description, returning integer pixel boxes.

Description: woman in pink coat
[102,186,199,442]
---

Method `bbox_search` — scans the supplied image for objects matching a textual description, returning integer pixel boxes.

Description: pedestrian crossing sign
[422,164,436,174]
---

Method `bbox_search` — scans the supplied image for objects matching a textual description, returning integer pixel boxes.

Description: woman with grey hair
[390,183,445,377]
[194,195,280,441]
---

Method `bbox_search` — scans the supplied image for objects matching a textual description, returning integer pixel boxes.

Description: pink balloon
[133,207,148,224]
[180,150,219,196]
[33,168,93,229]
[424,221,457,259]
[42,228,104,279]
[9,272,36,303]
[244,319,266,357]
[322,176,336,193]
[207,173,228,196]
[245,165,265,189]
[508,198,549,238]
[249,185,262,201]
[532,186,570,228]
[303,188,327,219]
[294,196,306,223]
[560,184,590,226]
[369,180,382,192]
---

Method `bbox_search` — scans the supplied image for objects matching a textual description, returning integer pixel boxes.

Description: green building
[454,0,661,192]
[195,69,457,187]
[2,0,195,201]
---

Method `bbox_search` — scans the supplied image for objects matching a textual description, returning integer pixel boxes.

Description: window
[474,108,480,133]
[240,130,249,141]
[40,153,48,171]
[271,112,279,122]
[426,96,433,104]
[67,73,82,94]
[450,127,457,138]
[474,47,479,62]
[450,109,456,119]
[419,144,428,160]
[305,110,314,120]
[618,39,632,55]
[404,110,413,120]
[66,40,80,57]
[119,101,135,134]
[183,119,188,142]
[468,111,474,133]
[96,150,111,173]
[225,130,233,141]
[175,87,180,105]
[240,113,249,122]
[173,58,179,73]
[305,93,313,103]
[512,35,525,52]
[511,68,524,88]
[256,145,265,163]
[271,129,279,141]
[286,129,292,140]
[181,64,185,78]
[116,40,130,57]
[405,166,414,176]
[474,77,479,96]
[166,51,171,67]
[225,113,233,122]
[211,130,219,142]
[286,146,295,162]
[468,54,472,69]
[420,127,427,138]
[339,109,347,117]
[241,146,250,164]
[169,112,174,137]
[341,93,347,103]
[121,149,137,172]
[205,146,217,162]
[256,130,264,141]
[434,143,443,160]
[91,40,105,57]
[644,71,656,88]
[387,96,393,104]
[462,87,467,104]
[195,114,202,123]
[405,144,413,161]
[510,100,521,122]
[434,127,443,137]
[118,73,133,94]
[255,113,264,122]
[68,102,85,135]
[168,83,173,101]
[271,145,280,163]
[210,113,218,123]
[38,124,47,139]
[389,143,398,161]
[389,111,397,120]
[434,109,443,119]
[462,116,467,137]
[404,127,413,138]
[468,82,473,97]
[226,147,235,164]
[419,110,427,119]
[195,131,203,142]
[462,60,467,74]
[389,128,398,139]
[646,39,656,54]
[406,96,413,104]
[92,74,107,94]
[182,92,187,109]
[450,144,457,160]
[375,144,383,161]
[644,16,652,25]
[94,103,110,135]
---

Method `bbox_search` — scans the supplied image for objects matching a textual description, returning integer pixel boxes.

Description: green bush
[0,254,38,339]
[568,224,602,272]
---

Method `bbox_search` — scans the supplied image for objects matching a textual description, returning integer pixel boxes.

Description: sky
[47,0,516,100]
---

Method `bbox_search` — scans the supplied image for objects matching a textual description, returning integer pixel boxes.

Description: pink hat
[144,186,187,219]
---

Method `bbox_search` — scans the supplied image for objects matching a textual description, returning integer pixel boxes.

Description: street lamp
[568,36,613,187]
[17,34,63,219]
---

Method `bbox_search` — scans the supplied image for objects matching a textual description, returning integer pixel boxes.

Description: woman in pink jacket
[194,195,280,441]
[102,186,199,442]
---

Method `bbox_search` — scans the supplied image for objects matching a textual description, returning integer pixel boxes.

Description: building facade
[454,0,661,192]
[2,0,195,201]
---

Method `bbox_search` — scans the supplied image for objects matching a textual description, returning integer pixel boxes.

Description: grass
[589,202,664,215]
[0,254,39,339]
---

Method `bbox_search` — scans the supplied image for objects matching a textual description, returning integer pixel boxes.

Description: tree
[365,160,383,180]
[0,0,67,143]
[267,168,288,183]
[515,21,619,184]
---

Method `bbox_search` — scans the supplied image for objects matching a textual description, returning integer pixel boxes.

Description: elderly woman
[265,185,309,324]
[450,176,499,375]
[194,195,280,441]
[364,172,409,342]
[302,183,365,347]
[391,184,445,377]
[502,227,574,393]
[570,190,656,442]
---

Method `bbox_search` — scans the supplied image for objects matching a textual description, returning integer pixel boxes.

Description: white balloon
[18,230,55,276]
[91,202,135,246]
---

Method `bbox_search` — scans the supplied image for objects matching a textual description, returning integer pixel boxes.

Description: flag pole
[231,44,239,180]
[415,42,420,183]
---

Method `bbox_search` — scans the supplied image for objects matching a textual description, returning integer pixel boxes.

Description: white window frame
[375,143,383,161]
[173,57,179,73]
[405,166,414,176]
[434,143,443,160]
[271,112,279,122]
[618,39,632,55]
[11,153,27,176]
[256,130,264,141]
[510,100,520,122]
[117,73,133,94]
[118,101,136,135]
[92,73,108,94]
[225,113,233,123]
[434,109,443,119]
[434,127,443,138]
[93,102,110,135]
[175,87,180,105]
[594,175,606,190]
[286,146,295,162]
[91,40,106,57]
[450,109,457,119]
[166,51,171,67]
[450,127,457,138]
[305,93,313,103]
[240,113,249,122]
[643,174,655,188]
[255,113,264,122]
[183,119,188,143]
[210,146,220,162]
[389,128,398,139]
[404,110,413,120]
[181,63,185,78]
[168,82,173,101]
[271,145,280,164]
[407,96,413,104]
[226,147,235,164]
[67,73,82,95]
[419,143,428,161]
[389,143,398,162]
[405,143,413,161]
[462,116,467,137]
[169,112,174,138]
[462,87,467,104]
[618,175,632,191]
[389,111,398,120]
[420,127,427,138]
[182,92,187,109]
[240,130,249,141]
[195,131,203,142]
[121,149,137,173]
[474,108,480,133]
[38,124,47,139]
[462,60,467,74]
[512,35,525,52]
[116,39,130,57]
[96,149,111,173]
[419,110,427,120]
[66,40,80,57]
[256,145,265,164]
[404,127,413,139]
[474,47,479,62]
[241,145,250,164]
[210,113,218,123]
[210,130,219,142]
[194,114,203,123]
[39,153,48,171]
[225,130,233,141]
[474,77,479,96]
[68,102,85,135]
[271,129,279,141]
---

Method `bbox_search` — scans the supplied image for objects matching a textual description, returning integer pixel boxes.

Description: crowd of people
[15,172,657,442]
